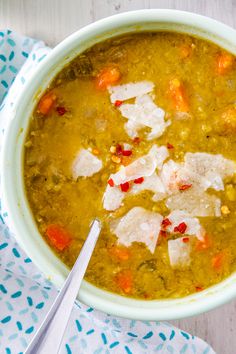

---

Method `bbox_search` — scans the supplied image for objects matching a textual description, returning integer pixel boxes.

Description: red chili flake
[134,177,144,184]
[179,184,192,191]
[196,286,204,292]
[122,150,132,157]
[182,237,190,243]
[114,100,123,107]
[167,143,174,149]
[133,137,141,144]
[159,230,167,238]
[161,218,172,229]
[116,144,123,156]
[174,222,187,234]
[120,182,130,192]
[108,178,114,187]
[56,106,67,116]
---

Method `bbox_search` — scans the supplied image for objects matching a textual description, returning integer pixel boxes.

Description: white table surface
[0,0,235,353]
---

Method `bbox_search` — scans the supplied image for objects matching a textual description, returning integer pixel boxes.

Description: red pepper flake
[122,150,132,157]
[182,237,190,243]
[134,177,144,184]
[114,100,123,107]
[174,222,187,234]
[159,230,167,238]
[56,106,67,116]
[108,178,114,187]
[161,218,172,229]
[120,182,130,192]
[167,143,174,149]
[116,144,123,156]
[133,137,141,144]
[196,286,204,292]
[179,184,192,191]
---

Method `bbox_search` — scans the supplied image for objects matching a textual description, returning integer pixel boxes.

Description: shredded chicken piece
[112,207,163,253]
[184,152,235,191]
[108,81,154,103]
[166,210,205,240]
[166,188,221,217]
[72,149,102,178]
[131,173,166,200]
[168,237,192,267]
[110,145,169,185]
[103,185,124,211]
[120,94,170,140]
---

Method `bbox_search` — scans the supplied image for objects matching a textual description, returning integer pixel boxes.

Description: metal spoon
[25,219,101,354]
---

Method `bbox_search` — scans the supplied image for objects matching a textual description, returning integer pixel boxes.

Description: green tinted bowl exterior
[2,10,236,320]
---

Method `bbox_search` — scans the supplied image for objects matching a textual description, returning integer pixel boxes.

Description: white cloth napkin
[0,29,216,354]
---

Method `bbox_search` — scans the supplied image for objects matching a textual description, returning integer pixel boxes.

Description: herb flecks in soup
[24,32,236,299]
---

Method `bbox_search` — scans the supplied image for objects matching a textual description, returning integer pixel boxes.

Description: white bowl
[2,9,236,320]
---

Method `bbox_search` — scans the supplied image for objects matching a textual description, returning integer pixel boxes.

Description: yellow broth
[24,32,236,299]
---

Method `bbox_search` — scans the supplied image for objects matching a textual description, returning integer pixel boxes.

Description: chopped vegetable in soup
[24,32,236,299]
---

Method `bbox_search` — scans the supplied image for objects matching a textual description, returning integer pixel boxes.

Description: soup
[24,32,236,300]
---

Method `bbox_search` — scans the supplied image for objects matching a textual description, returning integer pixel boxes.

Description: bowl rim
[2,9,236,321]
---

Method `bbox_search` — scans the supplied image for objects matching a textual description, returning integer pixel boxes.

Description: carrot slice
[169,78,189,112]
[38,92,56,115]
[95,66,121,90]
[115,270,133,294]
[217,52,234,75]
[109,246,130,261]
[196,235,212,251]
[46,224,71,251]
[212,251,225,270]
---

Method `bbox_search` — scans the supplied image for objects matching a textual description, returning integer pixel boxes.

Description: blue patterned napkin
[0,30,216,354]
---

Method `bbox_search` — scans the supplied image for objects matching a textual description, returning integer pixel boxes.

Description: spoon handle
[25,219,101,354]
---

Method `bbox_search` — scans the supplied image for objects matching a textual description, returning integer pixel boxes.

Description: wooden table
[0,1,235,352]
